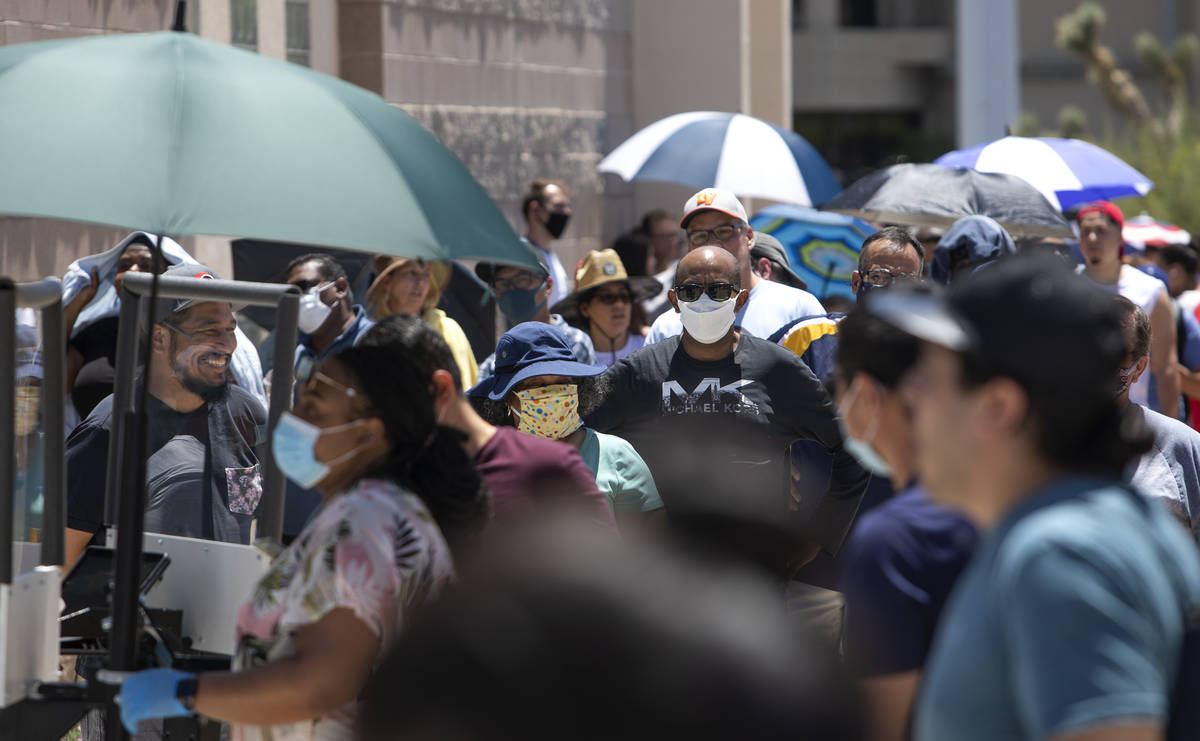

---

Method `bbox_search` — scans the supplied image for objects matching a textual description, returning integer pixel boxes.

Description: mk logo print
[661,377,758,415]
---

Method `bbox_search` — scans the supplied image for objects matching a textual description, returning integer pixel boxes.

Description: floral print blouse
[232,478,454,741]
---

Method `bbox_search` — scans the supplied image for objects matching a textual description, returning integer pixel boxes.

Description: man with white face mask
[644,188,824,344]
[282,253,374,539]
[586,247,870,580]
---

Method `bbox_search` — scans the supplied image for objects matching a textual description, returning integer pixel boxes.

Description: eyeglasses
[864,267,922,287]
[161,321,237,344]
[673,282,740,303]
[295,355,358,398]
[492,271,546,293]
[687,222,744,247]
[590,290,632,305]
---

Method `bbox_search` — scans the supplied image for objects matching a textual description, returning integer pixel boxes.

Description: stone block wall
[343,0,635,280]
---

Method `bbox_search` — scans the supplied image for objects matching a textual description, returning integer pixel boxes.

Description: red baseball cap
[1076,200,1125,230]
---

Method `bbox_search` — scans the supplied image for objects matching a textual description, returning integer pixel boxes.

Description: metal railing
[0,278,66,584]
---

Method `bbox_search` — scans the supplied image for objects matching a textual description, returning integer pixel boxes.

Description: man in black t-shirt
[586,248,869,575]
[65,264,266,567]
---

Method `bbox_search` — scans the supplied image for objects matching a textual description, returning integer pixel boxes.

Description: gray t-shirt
[1128,404,1200,543]
[66,386,266,544]
[915,478,1200,741]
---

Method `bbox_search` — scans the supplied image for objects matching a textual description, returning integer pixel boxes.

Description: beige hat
[550,249,662,316]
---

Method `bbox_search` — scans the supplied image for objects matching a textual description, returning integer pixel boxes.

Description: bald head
[676,246,740,287]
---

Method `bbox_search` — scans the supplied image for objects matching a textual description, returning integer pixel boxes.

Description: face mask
[297,285,333,334]
[510,383,582,440]
[544,211,570,239]
[497,284,547,324]
[838,377,892,478]
[1115,361,1138,397]
[15,385,38,437]
[271,410,365,489]
[677,293,740,344]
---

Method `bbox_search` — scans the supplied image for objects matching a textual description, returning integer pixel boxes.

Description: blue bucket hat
[468,321,605,401]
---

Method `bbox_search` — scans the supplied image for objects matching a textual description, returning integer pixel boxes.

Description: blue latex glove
[117,667,196,733]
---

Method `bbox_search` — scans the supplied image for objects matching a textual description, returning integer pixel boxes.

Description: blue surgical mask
[271,411,365,489]
[496,284,547,324]
[838,377,892,479]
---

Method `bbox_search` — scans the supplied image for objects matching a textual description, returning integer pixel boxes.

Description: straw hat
[550,249,662,318]
[367,255,452,316]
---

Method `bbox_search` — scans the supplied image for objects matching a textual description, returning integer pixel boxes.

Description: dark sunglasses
[590,290,632,305]
[673,282,740,303]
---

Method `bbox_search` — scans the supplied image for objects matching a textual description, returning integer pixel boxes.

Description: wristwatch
[175,675,198,712]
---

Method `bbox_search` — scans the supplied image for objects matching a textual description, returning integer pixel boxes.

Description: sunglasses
[864,267,922,287]
[687,222,744,247]
[673,282,740,303]
[295,354,358,398]
[590,290,632,305]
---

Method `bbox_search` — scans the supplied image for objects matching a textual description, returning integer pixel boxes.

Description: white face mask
[677,292,740,344]
[297,283,333,334]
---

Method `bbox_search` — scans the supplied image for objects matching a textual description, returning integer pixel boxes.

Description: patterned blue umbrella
[750,204,874,301]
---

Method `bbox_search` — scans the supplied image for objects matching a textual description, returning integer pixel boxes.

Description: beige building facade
[0,0,789,284]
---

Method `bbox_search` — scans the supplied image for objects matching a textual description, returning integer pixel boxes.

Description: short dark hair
[1160,244,1199,277]
[1113,295,1152,361]
[522,179,570,222]
[285,253,352,302]
[836,306,920,390]
[858,227,925,274]
[611,230,650,276]
[640,208,677,234]
[359,314,463,392]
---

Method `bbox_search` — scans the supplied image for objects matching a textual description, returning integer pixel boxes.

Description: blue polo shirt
[915,477,1200,741]
[839,483,977,676]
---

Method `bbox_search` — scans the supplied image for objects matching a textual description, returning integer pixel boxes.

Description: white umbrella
[597,111,840,207]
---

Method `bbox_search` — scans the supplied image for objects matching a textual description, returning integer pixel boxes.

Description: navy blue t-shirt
[839,483,978,676]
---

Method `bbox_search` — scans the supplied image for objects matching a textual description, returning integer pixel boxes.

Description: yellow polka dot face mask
[510,383,582,440]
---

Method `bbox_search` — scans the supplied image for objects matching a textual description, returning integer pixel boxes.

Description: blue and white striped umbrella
[934,136,1153,212]
[597,111,840,207]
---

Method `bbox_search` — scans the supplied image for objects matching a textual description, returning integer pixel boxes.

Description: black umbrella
[821,163,1074,239]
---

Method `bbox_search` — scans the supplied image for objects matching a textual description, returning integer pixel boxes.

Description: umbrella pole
[820,259,836,301]
[105,236,164,739]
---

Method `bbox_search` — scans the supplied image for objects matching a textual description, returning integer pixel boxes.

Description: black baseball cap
[867,253,1126,402]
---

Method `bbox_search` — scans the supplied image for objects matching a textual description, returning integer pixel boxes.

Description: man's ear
[668,288,680,314]
[734,286,750,312]
[1130,354,1151,385]
[430,368,458,409]
[541,276,553,301]
[976,377,1028,438]
[754,257,772,280]
[745,224,755,248]
[850,270,862,294]
[151,325,170,355]
[333,276,349,298]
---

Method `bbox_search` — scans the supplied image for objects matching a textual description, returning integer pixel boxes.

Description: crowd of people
[37,177,1200,740]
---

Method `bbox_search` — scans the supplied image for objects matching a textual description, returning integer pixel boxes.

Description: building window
[286,0,311,67]
[792,0,806,29]
[840,0,950,28]
[231,0,258,51]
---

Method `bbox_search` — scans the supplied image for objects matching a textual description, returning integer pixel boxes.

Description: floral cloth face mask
[510,383,582,440]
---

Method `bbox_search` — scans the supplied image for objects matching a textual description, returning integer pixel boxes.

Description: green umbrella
[0,31,537,269]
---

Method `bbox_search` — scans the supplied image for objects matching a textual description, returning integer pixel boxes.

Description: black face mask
[544,211,570,239]
[856,280,878,304]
